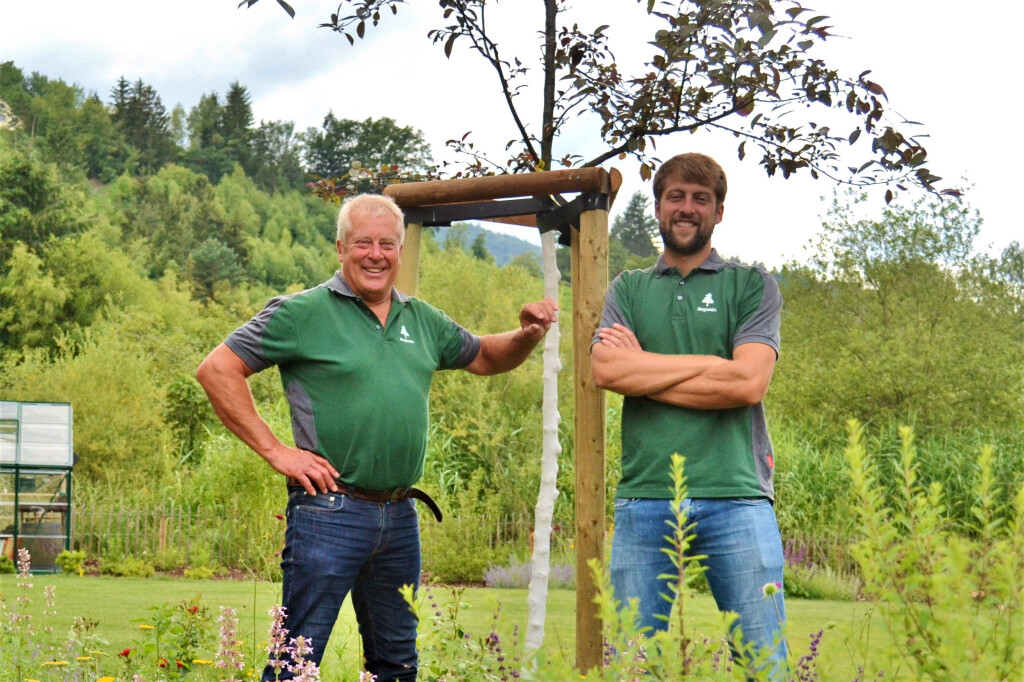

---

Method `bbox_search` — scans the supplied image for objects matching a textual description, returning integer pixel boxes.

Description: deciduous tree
[302,112,432,181]
[257,0,954,198]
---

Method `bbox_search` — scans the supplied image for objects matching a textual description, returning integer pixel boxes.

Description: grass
[1,573,894,679]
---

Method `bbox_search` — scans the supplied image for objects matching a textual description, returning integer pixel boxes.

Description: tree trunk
[525,228,562,654]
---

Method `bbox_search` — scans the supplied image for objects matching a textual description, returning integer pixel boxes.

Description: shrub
[420,470,510,584]
[151,547,186,572]
[102,555,155,578]
[55,549,86,575]
[183,565,217,580]
[0,554,13,574]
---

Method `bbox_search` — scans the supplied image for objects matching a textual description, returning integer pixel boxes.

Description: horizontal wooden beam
[383,168,613,207]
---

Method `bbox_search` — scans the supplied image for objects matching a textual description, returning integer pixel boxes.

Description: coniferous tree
[220,81,254,145]
[610,191,659,259]
[110,77,177,173]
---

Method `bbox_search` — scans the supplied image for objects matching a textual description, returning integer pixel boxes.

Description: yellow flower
[138,624,155,630]
[40,661,69,666]
[76,656,93,661]
[25,678,42,682]
[192,659,213,665]
[98,677,116,682]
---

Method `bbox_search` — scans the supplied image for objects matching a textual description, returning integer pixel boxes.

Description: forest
[1,59,1022,590]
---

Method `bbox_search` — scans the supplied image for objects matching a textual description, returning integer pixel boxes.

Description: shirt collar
[325,271,410,303]
[655,249,725,277]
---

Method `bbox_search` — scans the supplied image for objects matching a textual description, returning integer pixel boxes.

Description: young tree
[256,0,954,199]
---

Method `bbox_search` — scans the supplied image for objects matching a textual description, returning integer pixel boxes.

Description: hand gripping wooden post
[384,168,618,673]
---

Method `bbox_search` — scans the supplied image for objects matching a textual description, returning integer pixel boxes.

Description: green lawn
[1,574,895,680]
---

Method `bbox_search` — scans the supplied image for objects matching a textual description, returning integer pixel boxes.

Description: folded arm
[649,342,776,409]
[195,343,339,495]
[590,333,726,396]
[591,323,775,408]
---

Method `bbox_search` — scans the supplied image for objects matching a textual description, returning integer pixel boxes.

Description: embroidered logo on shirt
[400,325,415,344]
[696,292,717,313]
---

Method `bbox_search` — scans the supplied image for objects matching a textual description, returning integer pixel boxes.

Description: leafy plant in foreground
[845,420,1024,680]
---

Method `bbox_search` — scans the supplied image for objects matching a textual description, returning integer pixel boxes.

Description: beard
[660,214,715,256]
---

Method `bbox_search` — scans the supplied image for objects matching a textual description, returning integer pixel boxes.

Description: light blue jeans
[610,497,787,672]
[265,486,421,682]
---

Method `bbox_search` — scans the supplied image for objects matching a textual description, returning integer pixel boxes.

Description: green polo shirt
[595,250,782,500]
[225,272,479,490]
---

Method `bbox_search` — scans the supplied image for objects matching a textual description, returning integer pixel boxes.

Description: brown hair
[652,153,728,206]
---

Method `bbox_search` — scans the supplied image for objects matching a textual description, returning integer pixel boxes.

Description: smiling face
[655,178,724,258]
[337,210,403,304]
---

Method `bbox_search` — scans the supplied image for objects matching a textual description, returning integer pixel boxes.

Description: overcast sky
[2,1,1020,268]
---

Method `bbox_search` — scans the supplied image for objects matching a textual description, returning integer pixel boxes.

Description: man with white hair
[198,193,557,681]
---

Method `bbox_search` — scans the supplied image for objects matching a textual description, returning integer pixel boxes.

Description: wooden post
[384,168,617,672]
[572,206,608,672]
[396,222,422,296]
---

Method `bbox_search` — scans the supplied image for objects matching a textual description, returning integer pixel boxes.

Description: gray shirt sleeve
[733,269,782,355]
[223,296,291,373]
[592,273,628,346]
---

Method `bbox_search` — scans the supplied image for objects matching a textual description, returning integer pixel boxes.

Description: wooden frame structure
[382,168,618,671]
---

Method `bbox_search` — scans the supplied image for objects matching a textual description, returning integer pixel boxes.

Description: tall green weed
[845,421,1023,679]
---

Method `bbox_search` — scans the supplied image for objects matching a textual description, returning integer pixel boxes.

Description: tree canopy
[252,0,955,201]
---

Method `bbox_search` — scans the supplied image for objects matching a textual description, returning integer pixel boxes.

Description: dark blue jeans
[610,497,787,677]
[263,487,420,682]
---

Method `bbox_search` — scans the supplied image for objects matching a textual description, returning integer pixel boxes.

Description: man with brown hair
[592,152,787,673]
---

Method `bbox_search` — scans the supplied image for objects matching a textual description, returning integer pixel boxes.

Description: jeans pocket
[290,490,347,515]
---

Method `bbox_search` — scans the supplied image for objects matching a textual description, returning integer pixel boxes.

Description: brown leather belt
[336,483,443,523]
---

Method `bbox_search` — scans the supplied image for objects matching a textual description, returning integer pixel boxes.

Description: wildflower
[291,635,314,659]
[76,656,94,661]
[41,661,69,666]
[275,514,285,520]
[761,581,783,597]
[17,548,31,576]
[216,606,245,671]
[98,678,116,682]
[193,659,214,665]
[266,605,289,674]
[359,671,378,682]
[138,624,154,630]
[158,657,169,668]
[120,648,131,657]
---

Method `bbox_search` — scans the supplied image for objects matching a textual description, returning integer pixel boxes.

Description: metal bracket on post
[400,191,610,247]
[403,197,555,227]
[536,192,610,246]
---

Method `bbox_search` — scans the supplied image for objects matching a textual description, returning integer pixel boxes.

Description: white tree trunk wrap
[525,230,563,653]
